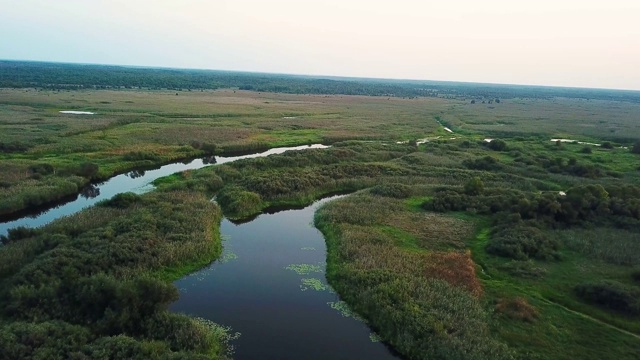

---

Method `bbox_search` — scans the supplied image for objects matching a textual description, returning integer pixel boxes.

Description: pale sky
[1,0,639,90]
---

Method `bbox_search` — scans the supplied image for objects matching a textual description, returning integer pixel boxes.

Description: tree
[488,139,507,151]
[464,177,484,195]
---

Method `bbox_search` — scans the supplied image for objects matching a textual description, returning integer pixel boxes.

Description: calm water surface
[171,197,401,360]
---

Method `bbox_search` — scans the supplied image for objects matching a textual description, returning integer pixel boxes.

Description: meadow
[1,67,640,359]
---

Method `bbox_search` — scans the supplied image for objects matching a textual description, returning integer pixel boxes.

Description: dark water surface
[171,197,401,360]
[0,144,327,236]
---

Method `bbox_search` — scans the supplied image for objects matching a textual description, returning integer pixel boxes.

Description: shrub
[216,186,262,219]
[464,177,485,196]
[495,297,538,322]
[575,280,640,315]
[632,141,640,154]
[29,163,54,176]
[580,146,592,154]
[0,227,42,245]
[123,151,161,162]
[486,225,559,260]
[463,156,501,171]
[76,162,100,179]
[99,192,142,209]
[370,183,412,198]
[487,139,507,151]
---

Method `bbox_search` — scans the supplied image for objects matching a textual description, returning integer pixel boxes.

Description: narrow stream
[0,144,328,236]
[171,197,401,360]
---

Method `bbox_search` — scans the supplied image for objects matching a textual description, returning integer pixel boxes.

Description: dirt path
[537,296,640,341]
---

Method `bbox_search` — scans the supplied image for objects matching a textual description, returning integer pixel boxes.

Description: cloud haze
[1,0,639,90]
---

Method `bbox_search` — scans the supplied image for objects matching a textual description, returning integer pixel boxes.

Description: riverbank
[0,190,233,359]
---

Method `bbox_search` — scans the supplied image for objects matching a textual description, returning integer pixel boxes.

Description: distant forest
[2,60,639,103]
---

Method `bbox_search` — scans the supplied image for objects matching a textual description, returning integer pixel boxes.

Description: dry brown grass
[320,194,482,295]
[495,297,539,322]
[426,251,483,296]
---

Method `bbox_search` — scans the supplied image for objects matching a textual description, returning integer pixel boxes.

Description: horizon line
[2,58,639,93]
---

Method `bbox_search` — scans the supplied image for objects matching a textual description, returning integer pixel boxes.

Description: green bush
[486,225,560,260]
[575,281,640,315]
[216,186,262,219]
[464,177,485,196]
[487,139,507,151]
[463,156,501,171]
[99,192,142,208]
[370,183,412,198]
[1,227,42,245]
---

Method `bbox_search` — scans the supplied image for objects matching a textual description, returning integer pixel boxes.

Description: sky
[1,0,639,90]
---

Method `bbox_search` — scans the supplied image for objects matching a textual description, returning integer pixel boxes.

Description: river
[0,144,327,236]
[171,196,401,360]
[0,144,402,359]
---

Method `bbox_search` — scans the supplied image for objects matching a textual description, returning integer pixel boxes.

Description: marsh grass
[554,228,640,266]
[315,194,507,359]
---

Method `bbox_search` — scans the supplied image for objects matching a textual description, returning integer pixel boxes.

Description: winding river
[0,144,401,359]
[0,144,327,236]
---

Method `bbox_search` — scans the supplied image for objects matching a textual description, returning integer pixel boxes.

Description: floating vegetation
[300,278,328,291]
[300,247,316,251]
[327,301,364,322]
[285,263,323,275]
[220,251,238,263]
[369,332,382,343]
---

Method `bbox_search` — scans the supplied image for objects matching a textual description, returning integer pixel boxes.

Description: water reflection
[127,170,146,179]
[79,184,100,199]
[202,156,217,165]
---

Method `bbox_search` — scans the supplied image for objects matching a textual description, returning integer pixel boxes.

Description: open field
[2,87,639,217]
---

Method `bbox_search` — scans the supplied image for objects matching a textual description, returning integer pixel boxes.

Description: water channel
[0,144,402,359]
[172,197,400,359]
[0,144,327,236]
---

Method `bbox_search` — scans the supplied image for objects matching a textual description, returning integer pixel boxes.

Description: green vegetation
[300,278,328,292]
[0,190,232,359]
[285,264,323,275]
[2,64,640,359]
[5,61,640,102]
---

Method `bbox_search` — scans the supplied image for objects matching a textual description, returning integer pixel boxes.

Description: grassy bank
[314,193,513,359]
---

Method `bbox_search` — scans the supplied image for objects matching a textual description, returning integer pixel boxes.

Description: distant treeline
[2,60,640,102]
